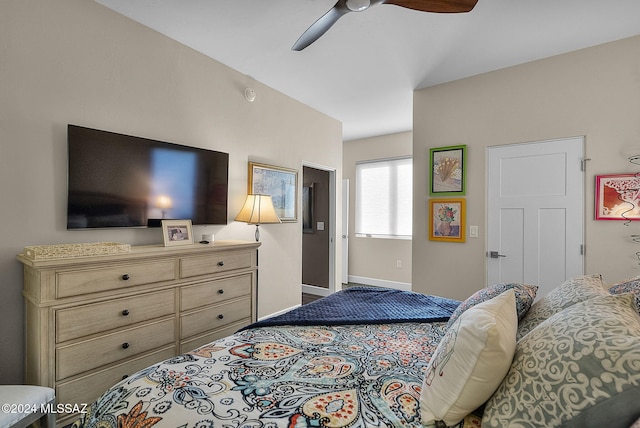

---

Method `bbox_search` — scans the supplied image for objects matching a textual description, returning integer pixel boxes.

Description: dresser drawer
[180,251,252,278]
[56,346,176,406]
[56,260,176,298]
[181,297,251,338]
[56,317,175,380]
[56,289,175,343]
[180,274,252,311]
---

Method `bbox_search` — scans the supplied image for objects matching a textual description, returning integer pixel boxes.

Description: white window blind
[355,156,412,239]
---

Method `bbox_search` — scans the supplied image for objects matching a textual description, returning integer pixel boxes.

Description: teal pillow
[483,294,640,428]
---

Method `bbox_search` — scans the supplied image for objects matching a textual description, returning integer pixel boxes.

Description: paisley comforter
[77,321,483,428]
[77,288,484,427]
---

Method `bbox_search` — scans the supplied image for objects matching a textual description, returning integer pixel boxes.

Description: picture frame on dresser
[161,219,193,246]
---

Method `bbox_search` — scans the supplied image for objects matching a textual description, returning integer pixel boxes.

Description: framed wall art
[161,219,193,246]
[595,173,640,221]
[249,162,298,222]
[429,198,466,242]
[429,145,466,196]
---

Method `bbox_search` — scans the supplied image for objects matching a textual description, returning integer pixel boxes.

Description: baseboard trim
[258,304,301,322]
[348,275,411,291]
[302,284,330,297]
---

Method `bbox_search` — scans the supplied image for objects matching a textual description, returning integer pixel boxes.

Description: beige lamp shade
[235,194,281,224]
[235,194,281,241]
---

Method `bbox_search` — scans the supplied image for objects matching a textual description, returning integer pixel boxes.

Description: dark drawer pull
[122,274,130,281]
[217,289,224,294]
[121,342,130,349]
[217,314,224,320]
[217,261,224,267]
[122,374,129,380]
[121,309,130,316]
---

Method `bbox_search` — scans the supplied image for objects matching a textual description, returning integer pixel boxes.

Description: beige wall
[0,0,342,383]
[413,35,640,301]
[343,132,412,287]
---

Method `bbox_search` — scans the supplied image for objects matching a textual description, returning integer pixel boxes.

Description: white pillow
[420,289,517,426]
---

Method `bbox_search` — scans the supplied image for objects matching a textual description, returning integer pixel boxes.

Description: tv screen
[67,124,229,229]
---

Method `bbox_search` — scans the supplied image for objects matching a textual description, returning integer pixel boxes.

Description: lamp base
[254,224,260,242]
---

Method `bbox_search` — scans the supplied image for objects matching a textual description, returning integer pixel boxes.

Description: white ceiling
[95,0,640,141]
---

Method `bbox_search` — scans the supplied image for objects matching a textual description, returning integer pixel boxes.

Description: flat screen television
[67,124,229,229]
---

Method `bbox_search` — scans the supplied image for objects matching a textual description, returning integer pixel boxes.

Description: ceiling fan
[292,0,478,51]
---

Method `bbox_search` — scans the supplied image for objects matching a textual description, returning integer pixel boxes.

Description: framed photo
[595,173,640,221]
[161,219,193,246]
[249,162,298,222]
[429,145,466,196]
[429,198,466,242]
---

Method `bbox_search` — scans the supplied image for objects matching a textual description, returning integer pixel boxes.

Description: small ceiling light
[244,87,256,102]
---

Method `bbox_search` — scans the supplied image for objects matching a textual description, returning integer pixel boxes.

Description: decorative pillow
[446,283,537,329]
[516,274,606,340]
[483,294,640,428]
[609,276,640,314]
[420,289,517,427]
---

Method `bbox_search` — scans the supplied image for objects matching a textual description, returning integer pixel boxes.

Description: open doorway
[301,163,336,302]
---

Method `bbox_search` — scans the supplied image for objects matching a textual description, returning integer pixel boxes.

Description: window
[355,156,412,239]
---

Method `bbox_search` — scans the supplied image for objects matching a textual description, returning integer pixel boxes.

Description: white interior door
[487,137,584,297]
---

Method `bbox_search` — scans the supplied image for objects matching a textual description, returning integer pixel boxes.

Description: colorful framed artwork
[161,219,193,246]
[595,173,640,221]
[429,145,467,196]
[249,162,298,222]
[429,198,466,242]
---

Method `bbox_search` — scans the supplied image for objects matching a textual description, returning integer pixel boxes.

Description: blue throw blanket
[241,286,460,331]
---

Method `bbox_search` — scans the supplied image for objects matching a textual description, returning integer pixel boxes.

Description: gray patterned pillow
[446,283,538,330]
[483,294,640,428]
[516,274,606,340]
[609,276,640,314]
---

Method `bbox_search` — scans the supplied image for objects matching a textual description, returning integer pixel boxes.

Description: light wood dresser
[18,240,260,426]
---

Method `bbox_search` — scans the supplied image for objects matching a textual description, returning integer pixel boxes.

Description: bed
[76,277,640,428]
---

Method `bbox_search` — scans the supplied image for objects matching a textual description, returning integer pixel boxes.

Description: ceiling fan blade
[383,0,478,13]
[292,1,351,51]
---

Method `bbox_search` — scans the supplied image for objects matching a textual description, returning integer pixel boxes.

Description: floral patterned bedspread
[77,322,482,428]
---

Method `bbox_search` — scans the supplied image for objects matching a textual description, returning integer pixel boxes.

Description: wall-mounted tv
[67,124,229,229]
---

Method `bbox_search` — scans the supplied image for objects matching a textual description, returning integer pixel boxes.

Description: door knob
[489,251,506,258]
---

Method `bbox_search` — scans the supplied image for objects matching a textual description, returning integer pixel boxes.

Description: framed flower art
[429,145,467,196]
[429,198,466,242]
